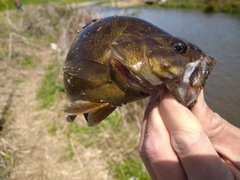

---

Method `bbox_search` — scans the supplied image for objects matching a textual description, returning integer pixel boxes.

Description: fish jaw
[166,55,217,107]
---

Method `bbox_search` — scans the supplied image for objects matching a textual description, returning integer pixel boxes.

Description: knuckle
[170,131,202,157]
[138,146,148,162]
[139,135,163,161]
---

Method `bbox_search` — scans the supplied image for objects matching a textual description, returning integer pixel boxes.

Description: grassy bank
[1,0,240,13]
[137,0,240,13]
[0,0,91,11]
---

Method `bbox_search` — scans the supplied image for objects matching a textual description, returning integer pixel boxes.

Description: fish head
[158,36,218,106]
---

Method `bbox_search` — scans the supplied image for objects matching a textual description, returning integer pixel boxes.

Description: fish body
[63,16,217,126]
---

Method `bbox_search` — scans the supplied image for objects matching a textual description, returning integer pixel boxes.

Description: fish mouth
[189,56,217,89]
[166,55,217,107]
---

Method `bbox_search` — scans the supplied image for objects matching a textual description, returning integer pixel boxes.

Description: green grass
[1,0,239,13]
[61,110,149,179]
[20,56,40,68]
[113,157,150,180]
[61,145,75,161]
[48,120,64,136]
[0,0,93,11]
[135,0,240,13]
[37,63,64,109]
[65,111,122,145]
[0,152,12,179]
[67,122,102,145]
[56,111,122,161]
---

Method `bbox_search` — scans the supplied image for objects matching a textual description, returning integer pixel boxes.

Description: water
[95,7,240,127]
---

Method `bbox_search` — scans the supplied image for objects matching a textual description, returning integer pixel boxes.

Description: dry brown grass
[0,3,148,180]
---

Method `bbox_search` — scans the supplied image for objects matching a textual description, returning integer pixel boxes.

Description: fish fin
[63,100,109,115]
[63,59,111,84]
[86,106,117,126]
[66,115,77,122]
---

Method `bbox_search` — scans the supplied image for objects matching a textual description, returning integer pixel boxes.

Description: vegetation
[0,0,90,11]
[136,0,240,13]
[20,56,40,68]
[113,157,150,180]
[37,63,64,109]
[59,110,150,179]
[1,0,239,13]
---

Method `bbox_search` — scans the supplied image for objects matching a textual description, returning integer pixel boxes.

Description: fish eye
[172,42,187,53]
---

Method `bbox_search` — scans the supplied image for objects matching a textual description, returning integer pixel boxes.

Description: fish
[63,15,217,126]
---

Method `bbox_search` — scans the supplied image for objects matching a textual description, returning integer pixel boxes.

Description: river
[95,7,240,127]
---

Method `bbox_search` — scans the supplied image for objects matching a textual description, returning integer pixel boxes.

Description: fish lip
[201,55,217,77]
[166,55,217,107]
[189,55,217,88]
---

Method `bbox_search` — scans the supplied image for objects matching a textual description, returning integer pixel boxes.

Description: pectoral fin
[85,106,117,126]
[63,100,116,126]
[64,100,109,115]
[63,100,109,122]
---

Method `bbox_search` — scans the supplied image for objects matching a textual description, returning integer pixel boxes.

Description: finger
[139,93,163,180]
[160,91,234,180]
[139,117,159,180]
[139,92,187,180]
[191,90,223,138]
[192,90,240,169]
[139,94,159,180]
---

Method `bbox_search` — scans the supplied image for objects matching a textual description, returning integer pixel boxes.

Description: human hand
[139,90,240,180]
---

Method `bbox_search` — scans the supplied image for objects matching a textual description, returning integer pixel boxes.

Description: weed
[48,121,61,136]
[61,111,123,161]
[102,110,122,127]
[37,63,64,109]
[0,0,91,11]
[136,0,240,13]
[66,120,103,147]
[20,56,40,68]
[61,146,74,161]
[113,156,150,180]
[0,152,13,178]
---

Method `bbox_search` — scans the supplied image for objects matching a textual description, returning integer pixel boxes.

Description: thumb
[191,90,233,139]
[192,90,240,166]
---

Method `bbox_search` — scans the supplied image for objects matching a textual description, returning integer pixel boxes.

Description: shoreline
[106,0,240,14]
[0,0,239,14]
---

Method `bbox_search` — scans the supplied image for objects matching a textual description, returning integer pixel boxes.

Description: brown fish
[63,16,217,126]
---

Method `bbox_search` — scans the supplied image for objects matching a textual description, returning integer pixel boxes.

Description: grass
[36,63,64,109]
[64,111,122,147]
[1,0,239,13]
[56,109,149,179]
[0,0,91,11]
[0,152,12,179]
[20,56,40,68]
[113,157,150,180]
[61,144,75,162]
[0,108,14,179]
[135,0,240,13]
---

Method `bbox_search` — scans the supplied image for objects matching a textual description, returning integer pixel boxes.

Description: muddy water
[96,7,240,127]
